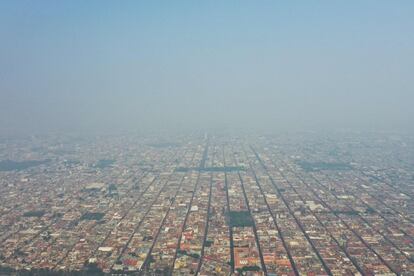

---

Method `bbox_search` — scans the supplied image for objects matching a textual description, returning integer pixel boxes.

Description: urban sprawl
[0,133,413,275]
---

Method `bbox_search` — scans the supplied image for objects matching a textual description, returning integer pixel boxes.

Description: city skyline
[1,132,413,275]
[1,2,414,275]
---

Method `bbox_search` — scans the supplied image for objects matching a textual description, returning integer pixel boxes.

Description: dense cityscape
[0,132,413,275]
[1,0,414,275]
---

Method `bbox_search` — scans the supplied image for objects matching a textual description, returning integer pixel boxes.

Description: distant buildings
[0,133,413,275]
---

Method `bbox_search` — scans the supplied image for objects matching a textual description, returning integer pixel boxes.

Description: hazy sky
[1,1,413,134]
